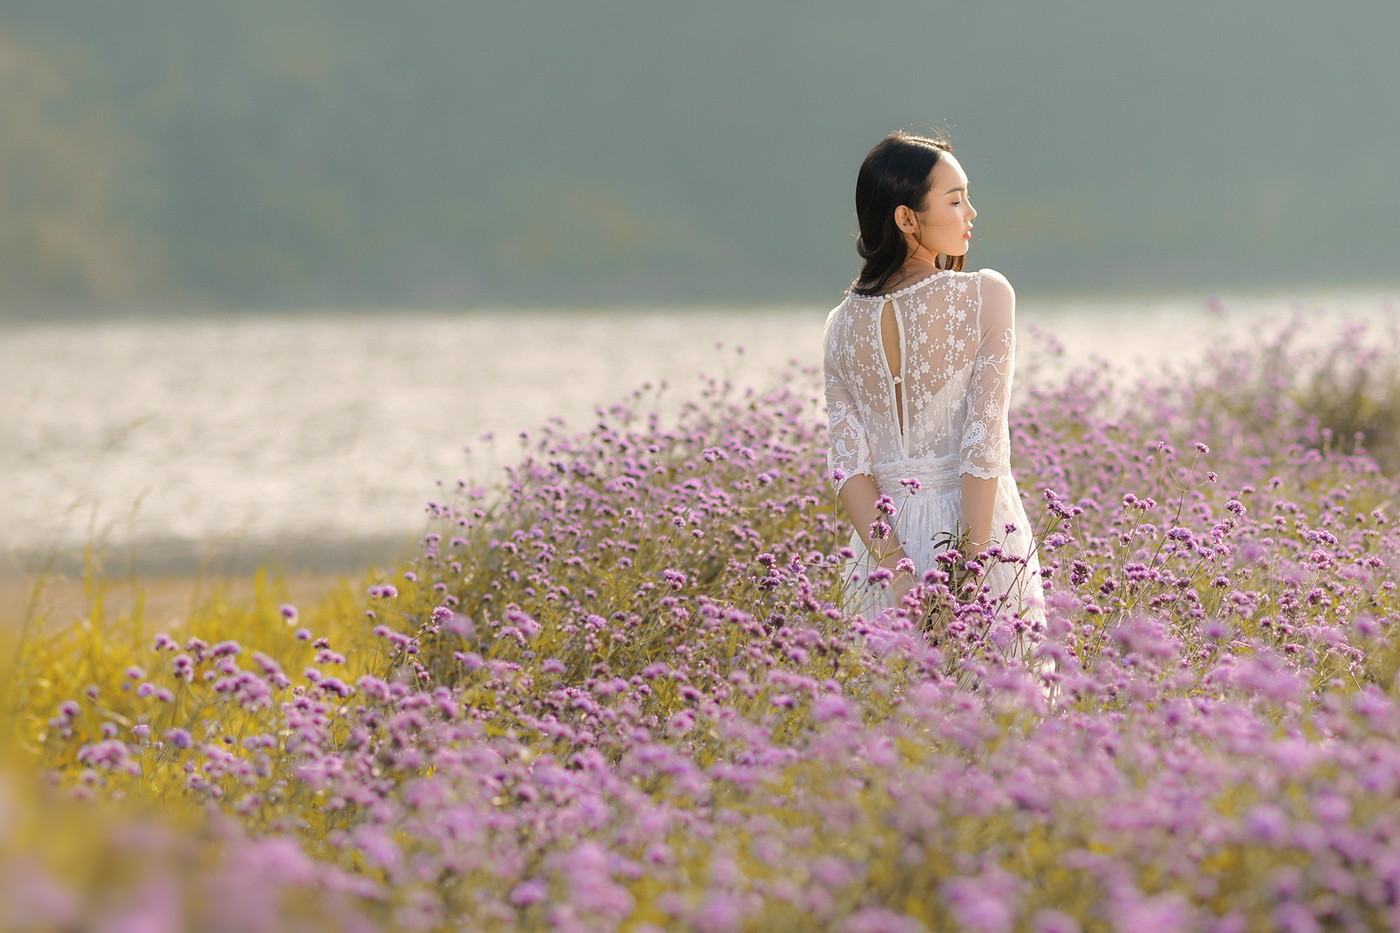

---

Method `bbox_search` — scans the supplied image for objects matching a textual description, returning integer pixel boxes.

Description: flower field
[3,308,1400,933]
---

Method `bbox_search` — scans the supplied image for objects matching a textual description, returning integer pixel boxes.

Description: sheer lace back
[824,267,1015,492]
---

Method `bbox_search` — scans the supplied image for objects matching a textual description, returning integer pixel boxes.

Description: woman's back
[823,266,1016,490]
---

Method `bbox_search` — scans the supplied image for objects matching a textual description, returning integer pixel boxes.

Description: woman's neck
[881,259,941,292]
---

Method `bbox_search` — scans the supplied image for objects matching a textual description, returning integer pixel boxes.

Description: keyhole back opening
[880,299,904,436]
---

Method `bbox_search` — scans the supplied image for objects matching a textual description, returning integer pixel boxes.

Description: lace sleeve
[824,367,873,494]
[960,269,1015,479]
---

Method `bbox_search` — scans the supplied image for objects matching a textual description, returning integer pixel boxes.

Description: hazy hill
[1,1,1396,314]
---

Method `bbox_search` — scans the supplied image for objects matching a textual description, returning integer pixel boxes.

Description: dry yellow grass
[2,568,353,638]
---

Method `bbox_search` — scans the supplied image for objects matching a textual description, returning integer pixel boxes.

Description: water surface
[3,290,1391,573]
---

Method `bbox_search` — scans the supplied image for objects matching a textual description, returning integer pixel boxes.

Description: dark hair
[850,131,964,295]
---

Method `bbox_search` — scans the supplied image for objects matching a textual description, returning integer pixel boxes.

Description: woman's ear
[893,204,917,235]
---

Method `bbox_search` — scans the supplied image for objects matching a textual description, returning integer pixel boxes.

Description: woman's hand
[933,525,986,601]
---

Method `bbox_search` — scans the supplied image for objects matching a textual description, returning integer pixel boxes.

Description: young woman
[823,131,1047,659]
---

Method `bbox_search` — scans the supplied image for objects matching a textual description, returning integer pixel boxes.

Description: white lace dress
[824,267,1047,657]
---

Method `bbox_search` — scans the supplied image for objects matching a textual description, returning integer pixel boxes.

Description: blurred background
[2,0,1396,314]
[2,1,1397,597]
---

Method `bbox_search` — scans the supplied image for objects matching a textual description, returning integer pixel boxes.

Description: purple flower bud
[510,878,549,906]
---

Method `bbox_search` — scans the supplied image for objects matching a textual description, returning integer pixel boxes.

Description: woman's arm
[838,473,909,561]
[960,269,1017,556]
[960,474,997,554]
[838,473,916,603]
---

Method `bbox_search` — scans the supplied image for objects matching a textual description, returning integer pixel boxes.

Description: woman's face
[902,153,977,260]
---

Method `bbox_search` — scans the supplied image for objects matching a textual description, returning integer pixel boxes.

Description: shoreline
[5,532,420,579]
[2,534,419,633]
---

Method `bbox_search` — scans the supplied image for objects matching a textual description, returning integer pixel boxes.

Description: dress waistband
[873,455,963,497]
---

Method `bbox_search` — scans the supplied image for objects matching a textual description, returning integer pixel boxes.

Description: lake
[3,287,1393,575]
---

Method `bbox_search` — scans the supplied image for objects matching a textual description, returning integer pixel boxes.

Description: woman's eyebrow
[944,184,968,194]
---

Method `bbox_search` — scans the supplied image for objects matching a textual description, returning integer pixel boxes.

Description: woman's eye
[952,200,962,206]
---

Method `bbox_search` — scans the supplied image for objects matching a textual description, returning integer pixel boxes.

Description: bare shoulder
[975,267,1015,329]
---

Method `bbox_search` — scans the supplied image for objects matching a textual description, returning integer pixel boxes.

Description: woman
[824,131,1047,661]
